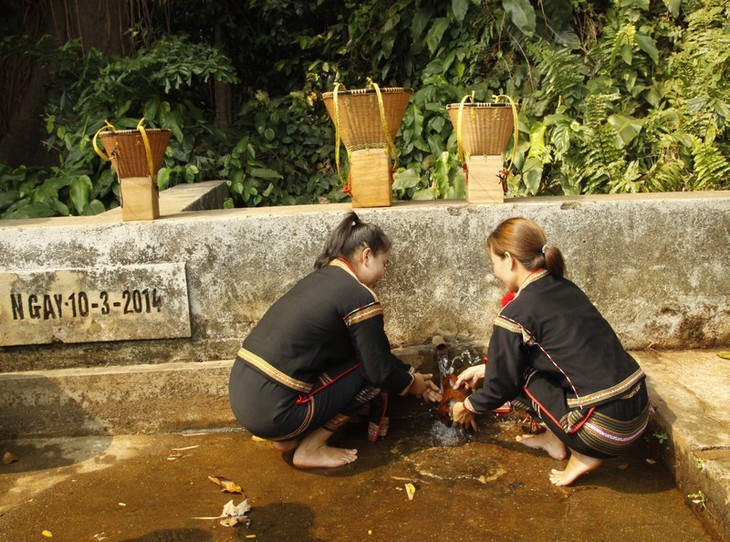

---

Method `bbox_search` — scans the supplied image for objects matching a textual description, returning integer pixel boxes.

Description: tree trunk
[213,23,232,132]
[0,0,132,167]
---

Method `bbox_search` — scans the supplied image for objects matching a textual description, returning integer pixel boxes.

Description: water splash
[430,420,468,447]
[431,344,483,447]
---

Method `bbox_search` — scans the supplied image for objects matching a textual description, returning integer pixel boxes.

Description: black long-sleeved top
[238,259,413,394]
[465,270,645,414]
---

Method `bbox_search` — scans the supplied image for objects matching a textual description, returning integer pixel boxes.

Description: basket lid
[98,128,172,136]
[322,87,413,99]
[446,102,515,110]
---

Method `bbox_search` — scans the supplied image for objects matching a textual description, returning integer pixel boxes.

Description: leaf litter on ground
[208,475,244,494]
[193,499,251,527]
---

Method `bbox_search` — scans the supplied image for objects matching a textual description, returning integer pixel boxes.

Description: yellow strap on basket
[366,77,399,171]
[492,94,520,171]
[455,91,476,162]
[92,120,116,162]
[136,117,156,182]
[332,82,347,189]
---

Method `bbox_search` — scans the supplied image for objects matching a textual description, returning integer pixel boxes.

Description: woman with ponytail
[452,217,650,486]
[229,212,440,469]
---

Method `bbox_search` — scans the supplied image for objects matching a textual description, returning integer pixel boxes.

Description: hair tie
[541,244,548,255]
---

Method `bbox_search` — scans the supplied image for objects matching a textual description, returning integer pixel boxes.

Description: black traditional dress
[464,269,650,458]
[228,258,414,443]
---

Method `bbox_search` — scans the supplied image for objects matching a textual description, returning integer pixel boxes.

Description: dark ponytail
[487,217,566,279]
[314,212,392,269]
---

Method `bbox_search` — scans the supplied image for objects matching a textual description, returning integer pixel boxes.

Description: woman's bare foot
[291,427,357,468]
[516,430,568,460]
[549,451,603,486]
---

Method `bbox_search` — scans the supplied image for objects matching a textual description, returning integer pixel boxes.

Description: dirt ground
[0,398,716,542]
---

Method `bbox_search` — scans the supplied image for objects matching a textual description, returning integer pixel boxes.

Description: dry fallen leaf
[405,483,416,501]
[219,499,252,527]
[3,451,18,465]
[618,463,629,470]
[717,352,730,360]
[41,530,53,538]
[646,458,657,465]
[208,475,244,494]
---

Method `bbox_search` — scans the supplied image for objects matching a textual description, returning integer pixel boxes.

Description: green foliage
[2,0,730,219]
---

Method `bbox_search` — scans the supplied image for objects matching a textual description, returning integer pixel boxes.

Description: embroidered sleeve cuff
[399,371,416,396]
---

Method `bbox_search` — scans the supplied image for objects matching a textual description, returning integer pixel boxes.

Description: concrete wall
[1,190,728,372]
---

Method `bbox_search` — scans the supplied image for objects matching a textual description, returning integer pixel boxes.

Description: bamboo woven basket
[322,87,412,149]
[98,128,171,179]
[446,102,518,156]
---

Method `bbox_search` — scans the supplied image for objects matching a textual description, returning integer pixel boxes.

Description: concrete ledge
[636,349,730,539]
[0,360,235,437]
[1,192,728,371]
[0,344,431,438]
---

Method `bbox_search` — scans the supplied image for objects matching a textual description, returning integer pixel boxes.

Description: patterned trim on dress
[237,347,313,394]
[271,398,316,441]
[566,368,646,408]
[519,268,549,290]
[344,301,384,327]
[369,418,389,441]
[324,413,351,432]
[328,258,379,300]
[493,315,536,345]
[495,317,580,399]
[576,407,650,456]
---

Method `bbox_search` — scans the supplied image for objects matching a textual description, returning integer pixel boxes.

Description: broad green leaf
[620,44,633,65]
[608,114,643,146]
[663,0,680,17]
[411,9,431,41]
[502,0,536,37]
[626,0,649,9]
[3,201,57,219]
[411,187,435,200]
[452,0,469,22]
[83,200,107,216]
[392,169,421,190]
[0,189,19,210]
[426,18,449,55]
[522,156,543,195]
[528,122,547,158]
[69,175,93,214]
[635,33,659,64]
[157,167,172,190]
[251,167,283,179]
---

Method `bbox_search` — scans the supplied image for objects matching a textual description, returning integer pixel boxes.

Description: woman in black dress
[229,212,440,468]
[452,217,650,486]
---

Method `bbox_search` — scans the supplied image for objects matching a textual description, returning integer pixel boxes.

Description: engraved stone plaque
[0,263,191,346]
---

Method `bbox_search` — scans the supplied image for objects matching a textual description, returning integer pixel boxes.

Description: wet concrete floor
[0,399,716,542]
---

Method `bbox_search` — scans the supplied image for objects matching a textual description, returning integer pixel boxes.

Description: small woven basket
[447,102,518,156]
[322,87,412,150]
[98,128,171,179]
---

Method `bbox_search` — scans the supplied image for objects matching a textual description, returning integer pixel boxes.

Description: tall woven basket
[446,102,517,156]
[447,99,519,204]
[94,121,171,221]
[322,84,412,207]
[97,128,171,180]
